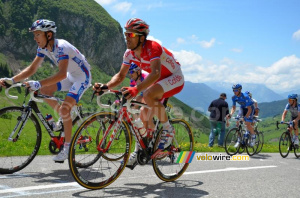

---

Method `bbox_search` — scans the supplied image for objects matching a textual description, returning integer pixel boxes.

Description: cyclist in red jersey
[94,18,184,165]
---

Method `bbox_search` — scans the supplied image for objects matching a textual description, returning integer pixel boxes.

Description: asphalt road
[0,152,299,198]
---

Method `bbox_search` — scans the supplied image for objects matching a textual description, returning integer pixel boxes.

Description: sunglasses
[129,70,135,74]
[124,32,143,38]
[233,89,239,92]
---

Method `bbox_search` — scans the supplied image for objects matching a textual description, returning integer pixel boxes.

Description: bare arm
[39,59,68,87]
[230,106,236,116]
[13,56,44,82]
[281,110,287,122]
[106,64,129,89]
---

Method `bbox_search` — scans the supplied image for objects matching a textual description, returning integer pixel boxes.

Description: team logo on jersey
[168,75,182,85]
[166,57,175,69]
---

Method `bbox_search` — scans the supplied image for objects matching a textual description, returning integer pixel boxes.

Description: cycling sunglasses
[124,32,143,38]
[233,89,240,92]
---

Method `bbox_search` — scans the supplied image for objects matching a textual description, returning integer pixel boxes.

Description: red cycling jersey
[123,40,184,99]
[123,40,181,81]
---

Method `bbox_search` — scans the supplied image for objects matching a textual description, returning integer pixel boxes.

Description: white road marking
[0,165,277,195]
[0,182,79,194]
[183,165,277,175]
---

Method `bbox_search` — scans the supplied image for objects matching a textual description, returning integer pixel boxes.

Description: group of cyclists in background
[0,16,299,168]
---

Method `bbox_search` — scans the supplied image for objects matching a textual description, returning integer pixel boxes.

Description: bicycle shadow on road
[72,180,209,198]
[249,153,273,159]
[25,169,75,184]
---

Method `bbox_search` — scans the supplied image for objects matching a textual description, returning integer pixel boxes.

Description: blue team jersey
[232,92,254,108]
[285,103,300,118]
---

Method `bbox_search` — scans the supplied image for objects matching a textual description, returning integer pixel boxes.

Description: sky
[95,0,300,93]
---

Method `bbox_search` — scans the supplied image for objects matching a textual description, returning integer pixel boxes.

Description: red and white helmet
[125,18,149,36]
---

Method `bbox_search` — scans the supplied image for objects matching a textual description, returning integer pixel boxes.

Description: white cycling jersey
[36,39,91,77]
[36,39,91,103]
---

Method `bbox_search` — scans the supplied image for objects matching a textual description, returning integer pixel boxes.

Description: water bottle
[45,114,55,129]
[133,118,147,138]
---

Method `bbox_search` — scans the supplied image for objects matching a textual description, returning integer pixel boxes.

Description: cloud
[199,38,216,48]
[177,35,216,48]
[231,48,243,53]
[176,37,185,44]
[292,29,300,40]
[147,35,163,45]
[171,48,300,91]
[113,2,132,12]
[94,0,116,5]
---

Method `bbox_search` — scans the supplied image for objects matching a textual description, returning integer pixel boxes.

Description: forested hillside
[0,0,211,135]
[0,0,125,75]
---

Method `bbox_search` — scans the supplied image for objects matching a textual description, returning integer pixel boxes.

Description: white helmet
[29,19,56,33]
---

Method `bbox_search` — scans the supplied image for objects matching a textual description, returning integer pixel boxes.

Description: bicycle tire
[0,106,42,174]
[246,132,259,156]
[68,111,131,190]
[255,131,264,154]
[152,119,194,182]
[294,136,300,158]
[279,132,290,158]
[224,128,241,156]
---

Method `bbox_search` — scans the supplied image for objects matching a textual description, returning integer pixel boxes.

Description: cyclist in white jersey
[0,19,92,162]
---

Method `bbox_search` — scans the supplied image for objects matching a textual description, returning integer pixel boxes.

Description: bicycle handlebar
[276,121,296,130]
[96,90,149,114]
[5,83,24,100]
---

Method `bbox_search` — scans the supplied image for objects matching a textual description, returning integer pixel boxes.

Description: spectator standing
[208,93,229,147]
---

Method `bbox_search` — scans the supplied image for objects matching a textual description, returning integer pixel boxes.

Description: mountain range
[175,81,288,117]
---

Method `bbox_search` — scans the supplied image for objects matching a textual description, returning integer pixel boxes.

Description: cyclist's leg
[40,83,61,115]
[54,71,91,162]
[146,70,184,155]
[292,116,299,146]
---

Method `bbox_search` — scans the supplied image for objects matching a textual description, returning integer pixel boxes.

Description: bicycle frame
[4,83,88,148]
[95,90,176,160]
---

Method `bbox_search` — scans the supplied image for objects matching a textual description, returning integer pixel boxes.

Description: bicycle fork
[8,108,32,142]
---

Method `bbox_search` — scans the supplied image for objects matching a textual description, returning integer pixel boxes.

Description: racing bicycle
[225,117,260,156]
[277,121,300,158]
[0,83,92,174]
[68,89,194,190]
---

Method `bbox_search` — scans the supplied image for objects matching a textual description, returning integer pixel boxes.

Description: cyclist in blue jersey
[0,19,92,162]
[227,84,256,147]
[280,94,299,147]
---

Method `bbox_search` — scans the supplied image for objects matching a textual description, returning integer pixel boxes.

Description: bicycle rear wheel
[294,136,300,158]
[0,106,42,174]
[255,131,264,154]
[279,132,290,158]
[246,133,259,156]
[225,128,240,156]
[68,112,131,189]
[152,119,194,182]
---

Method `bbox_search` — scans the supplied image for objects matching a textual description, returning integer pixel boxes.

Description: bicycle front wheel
[0,106,42,174]
[279,132,290,158]
[152,119,194,182]
[68,112,131,189]
[225,128,240,156]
